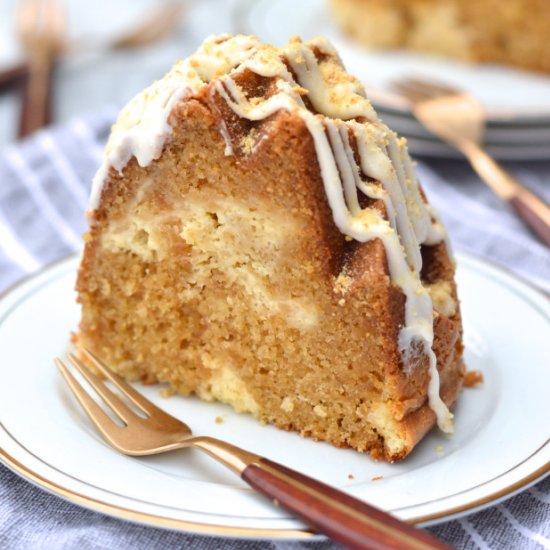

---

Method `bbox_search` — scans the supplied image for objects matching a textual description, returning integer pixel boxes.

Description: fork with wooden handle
[16,0,66,138]
[56,349,451,550]
[393,78,550,247]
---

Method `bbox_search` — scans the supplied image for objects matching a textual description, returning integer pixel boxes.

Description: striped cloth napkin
[0,112,548,549]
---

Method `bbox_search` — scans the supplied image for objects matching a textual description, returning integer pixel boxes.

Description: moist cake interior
[77,35,464,461]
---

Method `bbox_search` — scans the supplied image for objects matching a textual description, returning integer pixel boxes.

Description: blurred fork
[1,0,185,96]
[55,349,451,550]
[104,1,185,50]
[393,77,550,247]
[16,0,65,137]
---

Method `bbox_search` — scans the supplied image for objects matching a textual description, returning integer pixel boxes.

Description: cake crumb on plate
[464,370,484,387]
[160,386,176,398]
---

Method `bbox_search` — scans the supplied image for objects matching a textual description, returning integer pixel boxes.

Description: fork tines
[55,350,157,427]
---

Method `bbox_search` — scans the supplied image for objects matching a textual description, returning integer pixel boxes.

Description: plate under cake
[76,34,464,461]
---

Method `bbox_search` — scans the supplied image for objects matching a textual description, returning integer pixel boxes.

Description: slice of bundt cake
[76,34,464,461]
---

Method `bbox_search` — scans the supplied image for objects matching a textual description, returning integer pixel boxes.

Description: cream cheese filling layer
[88,34,454,433]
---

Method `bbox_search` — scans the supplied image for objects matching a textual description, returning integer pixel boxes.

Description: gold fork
[16,0,65,137]
[56,350,450,550]
[393,77,550,247]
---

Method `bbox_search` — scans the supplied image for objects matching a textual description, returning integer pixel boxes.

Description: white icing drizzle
[88,34,454,433]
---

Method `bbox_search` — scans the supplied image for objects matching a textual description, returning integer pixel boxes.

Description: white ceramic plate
[234,0,550,123]
[0,253,549,539]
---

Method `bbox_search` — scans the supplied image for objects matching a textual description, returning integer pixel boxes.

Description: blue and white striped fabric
[0,113,548,550]
[0,112,114,288]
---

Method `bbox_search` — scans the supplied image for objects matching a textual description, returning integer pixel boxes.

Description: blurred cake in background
[330,0,550,73]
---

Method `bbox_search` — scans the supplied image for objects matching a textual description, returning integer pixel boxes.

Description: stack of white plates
[234,0,550,161]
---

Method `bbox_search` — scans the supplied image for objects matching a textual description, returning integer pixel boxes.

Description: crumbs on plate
[160,386,176,398]
[464,370,484,387]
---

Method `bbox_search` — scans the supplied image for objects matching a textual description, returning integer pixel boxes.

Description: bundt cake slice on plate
[76,34,464,462]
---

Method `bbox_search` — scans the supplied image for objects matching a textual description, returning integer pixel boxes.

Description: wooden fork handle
[0,62,27,93]
[18,54,55,138]
[194,436,450,548]
[460,142,550,247]
[242,458,451,550]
